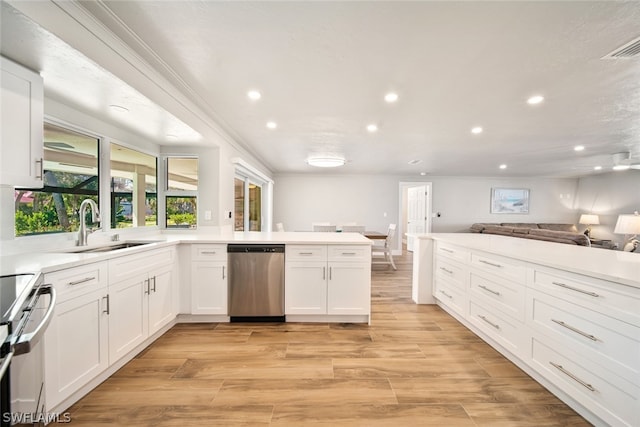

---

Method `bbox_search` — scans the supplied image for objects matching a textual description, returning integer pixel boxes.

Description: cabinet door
[285,261,327,315]
[148,266,175,335]
[0,57,43,188]
[191,261,227,315]
[327,262,370,315]
[44,290,109,411]
[108,273,149,363]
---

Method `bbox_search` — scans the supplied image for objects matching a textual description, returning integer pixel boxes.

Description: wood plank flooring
[59,250,591,426]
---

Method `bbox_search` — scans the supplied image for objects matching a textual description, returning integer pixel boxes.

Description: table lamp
[614,211,640,252]
[579,214,600,237]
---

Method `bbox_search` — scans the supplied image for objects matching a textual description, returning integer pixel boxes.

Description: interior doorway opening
[398,182,432,252]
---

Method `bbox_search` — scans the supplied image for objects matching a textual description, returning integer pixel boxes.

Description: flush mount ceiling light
[594,165,603,171]
[307,156,345,168]
[109,104,129,113]
[574,145,585,151]
[384,92,398,103]
[471,126,483,134]
[247,90,261,100]
[366,124,378,132]
[499,164,507,169]
[266,121,277,129]
[527,95,544,105]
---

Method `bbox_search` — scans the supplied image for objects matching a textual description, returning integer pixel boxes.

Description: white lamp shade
[614,214,640,235]
[579,214,600,225]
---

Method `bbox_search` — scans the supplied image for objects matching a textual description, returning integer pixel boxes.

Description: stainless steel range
[0,273,56,426]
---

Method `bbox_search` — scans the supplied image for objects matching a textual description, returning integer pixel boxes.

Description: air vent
[603,36,640,59]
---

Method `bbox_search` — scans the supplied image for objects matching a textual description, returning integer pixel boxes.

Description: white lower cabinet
[44,262,109,411]
[190,244,227,315]
[285,245,371,318]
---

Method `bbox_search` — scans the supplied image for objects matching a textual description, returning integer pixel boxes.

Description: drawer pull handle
[478,315,500,330]
[440,248,454,253]
[439,290,453,299]
[323,266,326,280]
[35,158,44,180]
[341,252,357,255]
[439,267,453,274]
[549,362,596,392]
[551,319,598,342]
[103,294,110,315]
[478,284,501,296]
[300,252,314,255]
[479,259,503,268]
[222,266,226,280]
[68,276,95,286]
[201,251,217,255]
[551,281,600,298]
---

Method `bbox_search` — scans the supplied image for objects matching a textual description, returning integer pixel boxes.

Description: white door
[327,263,370,315]
[108,273,149,363]
[191,261,228,315]
[407,185,427,251]
[285,261,328,315]
[148,266,175,334]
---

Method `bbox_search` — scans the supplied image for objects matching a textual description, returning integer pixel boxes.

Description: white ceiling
[3,1,640,177]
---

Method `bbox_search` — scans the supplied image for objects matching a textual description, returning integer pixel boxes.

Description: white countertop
[0,231,372,276]
[412,233,640,288]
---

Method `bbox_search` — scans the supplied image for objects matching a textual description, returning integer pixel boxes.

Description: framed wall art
[491,188,530,214]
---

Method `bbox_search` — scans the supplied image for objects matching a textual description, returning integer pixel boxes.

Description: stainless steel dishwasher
[227,244,285,322]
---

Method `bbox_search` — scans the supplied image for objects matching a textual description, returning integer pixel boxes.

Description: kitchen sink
[63,241,161,253]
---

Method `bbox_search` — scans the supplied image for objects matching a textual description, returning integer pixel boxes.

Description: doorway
[398,182,432,252]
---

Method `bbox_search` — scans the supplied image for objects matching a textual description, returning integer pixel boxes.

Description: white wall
[273,174,580,235]
[574,170,640,247]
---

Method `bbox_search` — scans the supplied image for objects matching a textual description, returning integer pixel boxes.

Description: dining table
[363,231,387,240]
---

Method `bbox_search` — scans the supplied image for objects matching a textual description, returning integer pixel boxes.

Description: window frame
[162,155,199,229]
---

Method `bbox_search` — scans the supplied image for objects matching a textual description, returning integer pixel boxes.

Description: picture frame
[491,188,530,214]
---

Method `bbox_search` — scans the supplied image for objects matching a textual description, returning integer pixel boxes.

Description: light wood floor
[60,250,591,426]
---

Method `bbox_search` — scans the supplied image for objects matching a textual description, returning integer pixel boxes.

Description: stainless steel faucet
[77,199,100,246]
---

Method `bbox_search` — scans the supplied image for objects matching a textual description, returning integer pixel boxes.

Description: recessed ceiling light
[499,164,507,169]
[366,124,378,132]
[109,104,129,113]
[307,156,345,168]
[420,172,427,176]
[574,145,585,151]
[266,121,277,129]
[613,164,630,171]
[527,95,544,105]
[408,159,423,165]
[384,92,398,103]
[247,90,261,100]
[471,126,483,134]
[594,166,602,171]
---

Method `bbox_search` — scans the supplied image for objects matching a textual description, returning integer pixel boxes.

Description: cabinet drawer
[435,257,467,291]
[191,244,227,261]
[531,338,639,427]
[470,271,525,322]
[533,268,640,326]
[45,262,107,302]
[434,278,467,318]
[108,247,174,284]
[286,245,327,262]
[471,252,526,284]
[436,242,469,263]
[529,289,640,381]
[328,245,369,262]
[469,301,526,357]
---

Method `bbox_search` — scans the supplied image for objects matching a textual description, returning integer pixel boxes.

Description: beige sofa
[469,222,590,246]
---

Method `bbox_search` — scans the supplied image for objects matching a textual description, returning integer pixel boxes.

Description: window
[14,123,99,236]
[110,143,157,228]
[234,176,262,231]
[165,156,198,229]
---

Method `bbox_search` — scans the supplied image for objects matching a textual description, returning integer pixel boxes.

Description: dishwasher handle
[227,244,285,253]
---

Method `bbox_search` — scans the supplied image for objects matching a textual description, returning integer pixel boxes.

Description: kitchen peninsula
[410,232,640,427]
[0,231,372,415]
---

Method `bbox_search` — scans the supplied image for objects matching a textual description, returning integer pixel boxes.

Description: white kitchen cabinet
[1,56,44,188]
[43,262,109,411]
[286,245,371,318]
[190,244,227,315]
[108,247,176,363]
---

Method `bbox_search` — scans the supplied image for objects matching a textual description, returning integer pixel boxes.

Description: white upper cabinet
[1,56,44,188]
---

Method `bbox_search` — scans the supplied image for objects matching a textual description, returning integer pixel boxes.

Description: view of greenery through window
[166,157,198,228]
[14,123,99,236]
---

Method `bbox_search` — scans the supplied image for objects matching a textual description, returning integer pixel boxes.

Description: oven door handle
[0,350,13,379]
[13,285,56,356]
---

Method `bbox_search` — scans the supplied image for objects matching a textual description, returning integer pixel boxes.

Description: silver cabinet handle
[299,252,314,255]
[151,276,157,293]
[551,281,600,298]
[144,278,150,295]
[551,319,598,342]
[439,290,452,299]
[323,266,326,280]
[440,248,454,253]
[329,266,332,280]
[550,362,596,392]
[341,252,357,255]
[478,315,500,330]
[103,294,110,315]
[68,276,95,286]
[222,266,226,280]
[35,157,44,180]
[479,259,503,268]
[439,267,453,274]
[201,251,217,255]
[479,284,501,296]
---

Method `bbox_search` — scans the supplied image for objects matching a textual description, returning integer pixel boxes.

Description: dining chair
[341,225,365,234]
[275,222,285,232]
[313,224,337,232]
[372,223,397,270]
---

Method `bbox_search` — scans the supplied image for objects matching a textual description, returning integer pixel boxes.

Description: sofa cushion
[537,223,578,233]
[483,225,514,236]
[512,227,530,235]
[529,229,590,246]
[500,223,539,229]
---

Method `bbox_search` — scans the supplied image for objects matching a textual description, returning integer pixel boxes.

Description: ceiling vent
[603,36,640,59]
